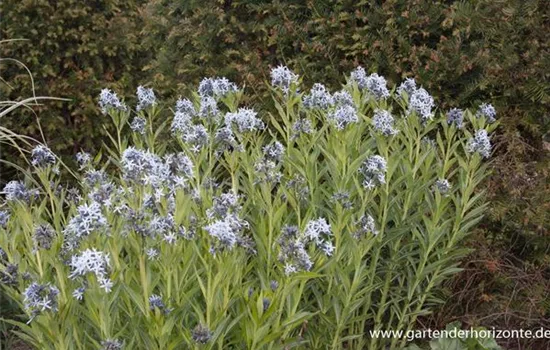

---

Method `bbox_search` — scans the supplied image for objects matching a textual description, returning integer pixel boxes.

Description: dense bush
[142,0,549,261]
[141,0,550,337]
[0,69,494,349]
[2,0,547,255]
[1,0,548,346]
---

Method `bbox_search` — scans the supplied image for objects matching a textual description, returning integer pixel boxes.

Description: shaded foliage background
[0,0,150,169]
[1,0,549,348]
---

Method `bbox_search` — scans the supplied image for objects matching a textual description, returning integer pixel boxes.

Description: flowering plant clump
[0,66,496,349]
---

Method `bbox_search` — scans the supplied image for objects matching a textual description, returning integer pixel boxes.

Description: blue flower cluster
[467,129,492,158]
[130,116,147,134]
[23,282,60,320]
[31,145,56,168]
[446,108,464,129]
[255,142,285,184]
[270,65,299,94]
[360,155,387,189]
[278,218,334,275]
[224,108,265,133]
[203,193,255,254]
[397,78,417,97]
[350,67,389,100]
[63,202,109,250]
[192,324,213,344]
[476,103,497,123]
[33,223,56,250]
[101,339,123,350]
[372,109,398,136]
[0,210,9,228]
[2,181,39,203]
[198,77,239,99]
[149,294,171,314]
[69,248,113,293]
[407,87,435,124]
[136,86,156,112]
[99,89,127,114]
[353,214,378,239]
[434,179,452,195]
[303,83,334,110]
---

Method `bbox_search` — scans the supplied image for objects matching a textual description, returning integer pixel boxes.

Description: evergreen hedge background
[1,0,150,159]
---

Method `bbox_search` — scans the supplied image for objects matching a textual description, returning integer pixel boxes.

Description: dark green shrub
[0,0,150,169]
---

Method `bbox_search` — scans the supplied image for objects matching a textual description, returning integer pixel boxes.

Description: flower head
[145,248,159,260]
[0,210,10,229]
[23,282,59,319]
[271,65,298,93]
[31,145,56,168]
[254,159,282,184]
[303,217,332,249]
[149,294,171,314]
[164,152,194,179]
[277,226,313,273]
[467,129,492,158]
[101,339,123,350]
[182,125,210,151]
[203,216,239,251]
[225,108,264,133]
[303,83,334,110]
[204,193,253,254]
[192,324,213,344]
[207,192,241,219]
[291,118,314,139]
[0,263,18,286]
[328,105,358,130]
[476,103,497,123]
[69,248,110,280]
[199,96,219,120]
[98,277,114,293]
[262,141,285,162]
[175,97,196,116]
[353,214,378,239]
[171,111,192,134]
[136,86,156,111]
[262,298,271,311]
[34,223,56,250]
[130,116,147,134]
[75,152,92,170]
[434,179,452,195]
[72,287,85,301]
[397,78,417,97]
[198,77,238,98]
[350,66,368,89]
[372,109,398,136]
[215,126,240,153]
[64,202,108,249]
[360,155,387,189]
[121,147,169,185]
[407,87,435,123]
[446,108,464,128]
[365,73,390,100]
[99,89,127,114]
[2,181,38,203]
[330,191,353,210]
[332,90,355,107]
